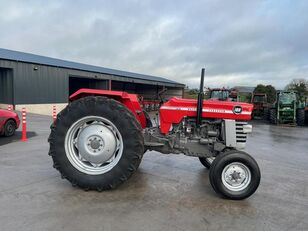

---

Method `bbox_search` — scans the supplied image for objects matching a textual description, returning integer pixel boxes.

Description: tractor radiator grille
[235,121,248,145]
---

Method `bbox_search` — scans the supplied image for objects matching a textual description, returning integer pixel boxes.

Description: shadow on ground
[0,131,37,146]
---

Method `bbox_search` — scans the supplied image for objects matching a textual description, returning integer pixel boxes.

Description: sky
[0,0,307,89]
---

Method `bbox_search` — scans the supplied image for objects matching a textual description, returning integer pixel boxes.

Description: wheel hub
[89,138,102,150]
[221,162,251,191]
[77,124,117,164]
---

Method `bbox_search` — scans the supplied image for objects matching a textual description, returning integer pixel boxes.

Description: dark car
[0,109,20,137]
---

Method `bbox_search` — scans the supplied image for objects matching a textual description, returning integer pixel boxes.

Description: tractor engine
[144,117,252,158]
[173,117,225,156]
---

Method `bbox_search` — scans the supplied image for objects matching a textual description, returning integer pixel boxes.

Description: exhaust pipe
[196,68,205,127]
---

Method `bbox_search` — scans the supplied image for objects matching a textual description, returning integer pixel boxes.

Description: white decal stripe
[160,106,251,115]
[160,106,197,111]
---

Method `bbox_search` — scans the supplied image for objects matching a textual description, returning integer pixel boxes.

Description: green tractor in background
[269,91,305,126]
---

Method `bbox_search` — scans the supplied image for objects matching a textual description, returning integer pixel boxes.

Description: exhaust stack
[196,68,205,127]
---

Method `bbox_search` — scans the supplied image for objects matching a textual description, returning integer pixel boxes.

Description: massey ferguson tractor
[48,69,260,200]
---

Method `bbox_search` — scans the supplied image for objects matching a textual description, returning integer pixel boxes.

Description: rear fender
[69,88,146,128]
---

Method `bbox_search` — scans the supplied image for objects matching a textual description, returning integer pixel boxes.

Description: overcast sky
[0,0,307,88]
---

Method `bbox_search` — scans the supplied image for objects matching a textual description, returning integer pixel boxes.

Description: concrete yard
[0,113,308,231]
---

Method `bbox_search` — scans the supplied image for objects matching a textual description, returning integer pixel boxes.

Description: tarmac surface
[0,113,308,231]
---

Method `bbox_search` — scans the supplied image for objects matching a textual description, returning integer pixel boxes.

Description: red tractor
[48,69,260,200]
[251,93,270,119]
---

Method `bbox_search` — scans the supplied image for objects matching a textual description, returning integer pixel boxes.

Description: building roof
[0,48,183,86]
[233,86,255,93]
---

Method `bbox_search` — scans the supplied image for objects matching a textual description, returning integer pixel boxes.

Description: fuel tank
[159,97,253,134]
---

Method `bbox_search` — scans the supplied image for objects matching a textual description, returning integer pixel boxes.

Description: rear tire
[296,109,305,126]
[269,108,277,124]
[48,96,144,191]
[4,120,16,137]
[199,157,215,169]
[263,108,269,120]
[209,150,260,200]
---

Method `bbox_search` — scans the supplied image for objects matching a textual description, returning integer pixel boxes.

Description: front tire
[48,96,144,191]
[209,150,260,200]
[4,120,16,137]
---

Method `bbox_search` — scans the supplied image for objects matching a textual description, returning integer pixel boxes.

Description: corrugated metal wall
[0,60,68,104]
[0,59,184,105]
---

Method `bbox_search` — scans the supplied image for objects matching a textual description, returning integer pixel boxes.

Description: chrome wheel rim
[221,162,251,191]
[65,116,123,175]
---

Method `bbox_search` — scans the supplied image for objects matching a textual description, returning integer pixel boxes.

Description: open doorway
[69,76,108,96]
[0,68,14,105]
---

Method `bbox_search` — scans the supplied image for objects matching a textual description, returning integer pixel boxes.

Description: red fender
[70,89,147,128]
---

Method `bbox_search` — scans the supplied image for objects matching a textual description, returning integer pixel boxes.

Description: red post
[21,107,27,142]
[53,105,57,122]
[8,105,12,111]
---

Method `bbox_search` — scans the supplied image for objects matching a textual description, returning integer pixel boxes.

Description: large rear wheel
[269,108,277,124]
[296,108,305,126]
[48,96,144,191]
[209,150,260,200]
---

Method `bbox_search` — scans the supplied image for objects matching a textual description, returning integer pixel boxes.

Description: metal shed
[0,48,184,114]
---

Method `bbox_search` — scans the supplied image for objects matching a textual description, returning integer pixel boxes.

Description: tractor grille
[235,121,248,145]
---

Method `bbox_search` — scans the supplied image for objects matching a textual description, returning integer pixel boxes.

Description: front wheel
[4,120,16,137]
[209,150,260,200]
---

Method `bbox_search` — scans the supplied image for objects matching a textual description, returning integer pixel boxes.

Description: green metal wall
[0,59,184,105]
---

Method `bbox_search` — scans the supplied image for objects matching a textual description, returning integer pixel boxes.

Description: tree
[264,85,277,104]
[285,79,308,97]
[254,84,267,94]
[254,84,277,103]
[184,88,199,99]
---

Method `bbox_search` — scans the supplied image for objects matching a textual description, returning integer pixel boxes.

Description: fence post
[21,107,27,142]
[53,105,57,122]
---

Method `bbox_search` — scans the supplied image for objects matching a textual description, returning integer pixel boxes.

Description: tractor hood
[159,97,253,134]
